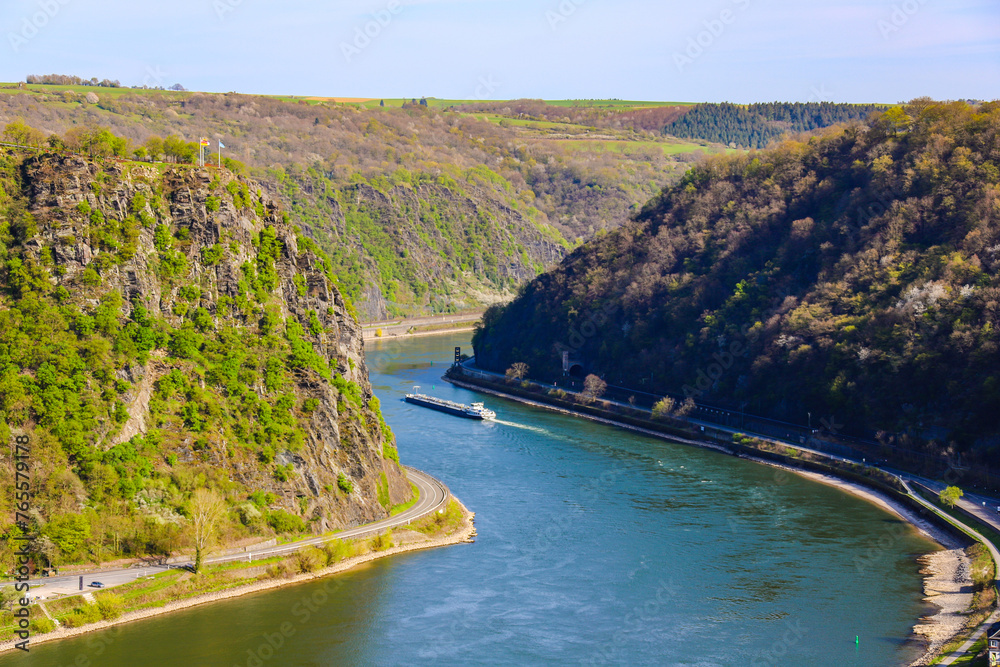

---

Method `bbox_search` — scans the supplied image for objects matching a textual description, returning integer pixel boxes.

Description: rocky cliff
[277,177,568,321]
[1,150,410,564]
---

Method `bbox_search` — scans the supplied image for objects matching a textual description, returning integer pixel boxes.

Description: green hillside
[474,100,1000,462]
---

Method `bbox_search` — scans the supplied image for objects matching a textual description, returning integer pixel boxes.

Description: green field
[550,138,733,156]
[0,82,188,100]
[0,84,700,111]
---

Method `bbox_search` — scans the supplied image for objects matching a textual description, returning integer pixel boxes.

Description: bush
[323,538,354,564]
[337,473,353,494]
[265,560,296,580]
[30,617,56,634]
[295,546,326,573]
[368,530,393,552]
[652,397,675,421]
[96,593,123,620]
[202,243,224,265]
[62,602,103,628]
[376,472,390,509]
[267,509,305,534]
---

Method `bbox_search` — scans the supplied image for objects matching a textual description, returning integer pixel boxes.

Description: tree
[583,374,607,400]
[505,362,529,382]
[145,135,164,161]
[189,489,227,573]
[0,586,18,612]
[675,397,696,417]
[3,119,45,146]
[939,486,963,509]
[652,397,675,420]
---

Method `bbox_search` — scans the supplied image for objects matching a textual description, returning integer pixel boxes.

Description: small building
[990,623,1000,666]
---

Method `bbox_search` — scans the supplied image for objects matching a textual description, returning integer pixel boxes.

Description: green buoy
[855,635,860,645]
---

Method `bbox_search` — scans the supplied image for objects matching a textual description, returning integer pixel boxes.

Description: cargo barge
[405,388,496,420]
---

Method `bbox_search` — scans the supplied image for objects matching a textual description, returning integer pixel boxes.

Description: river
[6,332,938,666]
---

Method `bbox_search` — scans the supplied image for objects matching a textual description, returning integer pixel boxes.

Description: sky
[1,0,998,103]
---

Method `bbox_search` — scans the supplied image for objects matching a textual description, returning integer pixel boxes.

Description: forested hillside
[0,150,409,572]
[664,102,883,149]
[475,100,1000,460]
[0,85,693,317]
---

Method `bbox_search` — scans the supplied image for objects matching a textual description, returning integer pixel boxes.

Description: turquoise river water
[4,333,939,666]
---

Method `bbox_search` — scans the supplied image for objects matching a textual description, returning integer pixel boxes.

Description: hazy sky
[2,0,997,102]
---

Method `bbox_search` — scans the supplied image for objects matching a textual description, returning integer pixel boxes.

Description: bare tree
[189,489,227,573]
[675,397,696,417]
[506,362,529,382]
[583,374,607,401]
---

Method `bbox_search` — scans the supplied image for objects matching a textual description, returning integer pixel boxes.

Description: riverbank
[0,500,476,655]
[446,374,980,663]
[365,326,477,342]
[362,312,482,341]
[753,460,973,665]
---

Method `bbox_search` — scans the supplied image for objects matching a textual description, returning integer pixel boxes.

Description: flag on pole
[219,141,225,149]
[218,140,224,168]
[200,138,210,147]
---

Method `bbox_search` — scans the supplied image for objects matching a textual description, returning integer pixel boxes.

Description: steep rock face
[289,180,567,321]
[16,153,409,532]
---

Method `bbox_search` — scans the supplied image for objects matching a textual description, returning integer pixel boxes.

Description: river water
[7,333,938,666]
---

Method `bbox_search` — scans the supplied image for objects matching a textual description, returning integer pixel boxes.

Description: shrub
[652,397,675,420]
[81,266,101,286]
[62,602,103,628]
[202,243,224,265]
[376,472,390,509]
[337,473,353,494]
[295,546,326,573]
[30,617,56,634]
[265,560,296,580]
[369,530,393,552]
[267,509,305,534]
[323,538,354,564]
[96,593,123,620]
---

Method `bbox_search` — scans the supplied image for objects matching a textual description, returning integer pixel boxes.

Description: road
[7,467,449,601]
